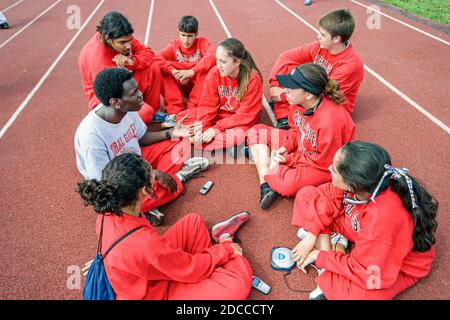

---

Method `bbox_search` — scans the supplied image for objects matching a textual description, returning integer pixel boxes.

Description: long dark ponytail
[338,141,438,252]
[218,38,263,100]
[76,153,152,215]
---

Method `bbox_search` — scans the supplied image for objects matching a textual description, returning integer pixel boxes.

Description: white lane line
[0,0,105,140]
[350,0,450,47]
[274,0,449,134]
[208,0,278,127]
[144,0,155,46]
[2,0,24,13]
[0,0,62,49]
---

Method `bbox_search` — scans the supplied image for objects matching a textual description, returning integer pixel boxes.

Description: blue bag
[83,215,142,300]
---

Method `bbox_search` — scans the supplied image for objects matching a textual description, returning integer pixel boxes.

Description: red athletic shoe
[211,211,250,244]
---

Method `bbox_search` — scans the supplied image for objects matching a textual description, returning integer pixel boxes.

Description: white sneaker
[177,157,210,182]
[309,286,326,300]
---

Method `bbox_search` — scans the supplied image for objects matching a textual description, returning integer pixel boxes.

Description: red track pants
[161,71,208,114]
[140,138,191,212]
[271,62,298,120]
[177,108,252,151]
[247,124,330,196]
[165,213,253,300]
[292,186,419,300]
[133,63,163,124]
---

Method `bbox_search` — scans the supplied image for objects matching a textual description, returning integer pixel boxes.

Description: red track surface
[0,0,448,300]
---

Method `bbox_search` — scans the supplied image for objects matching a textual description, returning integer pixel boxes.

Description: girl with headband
[246,62,355,210]
[291,141,438,300]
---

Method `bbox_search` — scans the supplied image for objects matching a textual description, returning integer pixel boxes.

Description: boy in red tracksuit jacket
[269,9,364,129]
[247,63,354,210]
[291,141,437,300]
[78,11,162,125]
[156,16,216,117]
[77,153,253,300]
[178,38,263,152]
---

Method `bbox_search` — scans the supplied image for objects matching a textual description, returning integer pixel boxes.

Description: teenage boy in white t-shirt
[75,67,209,225]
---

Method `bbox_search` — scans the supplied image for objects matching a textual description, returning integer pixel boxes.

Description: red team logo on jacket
[314,55,333,75]
[292,110,318,155]
[218,86,239,112]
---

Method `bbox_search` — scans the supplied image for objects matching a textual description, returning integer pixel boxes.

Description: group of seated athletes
[74,9,438,300]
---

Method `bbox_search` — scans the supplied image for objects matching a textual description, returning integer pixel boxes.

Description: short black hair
[96,11,134,39]
[178,16,198,33]
[93,68,133,106]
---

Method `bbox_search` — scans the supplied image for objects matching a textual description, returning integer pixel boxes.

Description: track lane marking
[208,0,278,127]
[274,0,449,134]
[349,0,450,46]
[144,0,155,46]
[0,0,105,140]
[2,0,24,13]
[0,0,63,49]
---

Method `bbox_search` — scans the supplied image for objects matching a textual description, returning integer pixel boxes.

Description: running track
[0,0,448,299]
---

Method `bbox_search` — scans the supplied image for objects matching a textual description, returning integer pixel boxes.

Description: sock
[175,173,184,183]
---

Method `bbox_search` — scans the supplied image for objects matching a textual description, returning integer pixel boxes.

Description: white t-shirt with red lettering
[74,104,147,180]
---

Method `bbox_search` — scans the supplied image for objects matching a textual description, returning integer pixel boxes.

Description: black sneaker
[0,22,9,29]
[309,286,327,300]
[276,117,290,130]
[260,183,278,210]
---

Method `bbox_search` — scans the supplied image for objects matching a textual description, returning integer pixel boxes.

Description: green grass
[381,0,450,26]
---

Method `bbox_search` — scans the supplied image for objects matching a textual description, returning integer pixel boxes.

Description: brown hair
[218,38,262,100]
[318,9,355,43]
[297,63,345,105]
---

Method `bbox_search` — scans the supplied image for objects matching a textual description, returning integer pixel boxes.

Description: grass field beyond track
[382,0,449,25]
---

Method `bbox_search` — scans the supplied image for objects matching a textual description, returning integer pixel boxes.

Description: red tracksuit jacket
[78,33,155,109]
[280,98,355,171]
[155,37,216,75]
[297,183,435,290]
[269,41,364,113]
[195,67,263,131]
[96,213,235,300]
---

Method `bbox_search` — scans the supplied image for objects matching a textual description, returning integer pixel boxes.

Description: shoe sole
[211,211,250,242]
[260,191,278,210]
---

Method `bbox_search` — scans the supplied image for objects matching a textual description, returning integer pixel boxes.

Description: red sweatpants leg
[133,62,162,123]
[185,71,208,109]
[139,139,190,212]
[198,126,251,151]
[265,165,331,197]
[164,213,253,300]
[271,62,297,120]
[140,138,190,175]
[316,270,418,300]
[161,73,185,114]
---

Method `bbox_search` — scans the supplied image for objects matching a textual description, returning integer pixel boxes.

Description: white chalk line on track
[208,0,278,127]
[0,0,105,140]
[349,0,450,47]
[144,0,155,46]
[0,0,62,49]
[274,0,449,134]
[2,0,24,13]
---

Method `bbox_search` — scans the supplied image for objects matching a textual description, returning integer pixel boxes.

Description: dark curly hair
[76,153,152,215]
[93,67,133,106]
[338,141,438,252]
[96,11,134,39]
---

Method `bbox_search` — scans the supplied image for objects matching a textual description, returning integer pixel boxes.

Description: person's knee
[247,124,270,146]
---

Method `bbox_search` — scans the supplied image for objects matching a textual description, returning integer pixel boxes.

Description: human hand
[154,170,178,193]
[113,54,134,67]
[269,86,285,102]
[170,115,198,138]
[298,249,320,274]
[200,127,219,144]
[292,232,317,267]
[230,242,243,256]
[177,69,195,82]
